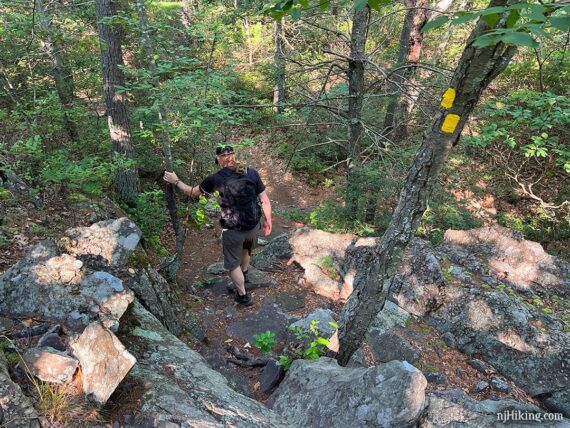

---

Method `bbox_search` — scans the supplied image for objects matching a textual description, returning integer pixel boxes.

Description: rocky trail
[0,140,569,426]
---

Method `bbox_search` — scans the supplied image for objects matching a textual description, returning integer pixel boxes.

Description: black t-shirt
[199,167,266,196]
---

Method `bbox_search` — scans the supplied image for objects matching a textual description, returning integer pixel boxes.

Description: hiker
[163,145,272,306]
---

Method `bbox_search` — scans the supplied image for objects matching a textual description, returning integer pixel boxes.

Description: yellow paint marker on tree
[441,88,456,109]
[441,114,460,133]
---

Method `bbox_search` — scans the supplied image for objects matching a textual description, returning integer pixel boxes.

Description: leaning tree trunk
[35,0,79,142]
[273,18,286,113]
[135,0,186,281]
[336,0,517,366]
[94,0,139,202]
[382,0,428,142]
[346,5,370,164]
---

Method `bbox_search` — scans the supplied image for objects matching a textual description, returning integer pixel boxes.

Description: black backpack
[218,169,261,230]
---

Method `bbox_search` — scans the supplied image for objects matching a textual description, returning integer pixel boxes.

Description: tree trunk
[135,0,186,281]
[273,18,286,113]
[346,5,370,163]
[180,0,192,28]
[336,0,517,366]
[35,0,79,142]
[382,0,428,142]
[94,0,139,202]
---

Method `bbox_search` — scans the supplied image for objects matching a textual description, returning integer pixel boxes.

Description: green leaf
[472,33,502,47]
[298,0,309,7]
[422,15,449,32]
[505,9,520,28]
[355,0,368,12]
[319,0,329,11]
[452,12,480,25]
[482,13,500,28]
[291,7,301,21]
[501,31,539,48]
[368,0,389,11]
[316,337,330,346]
[551,16,570,32]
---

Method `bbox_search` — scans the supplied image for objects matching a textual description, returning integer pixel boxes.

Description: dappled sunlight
[467,300,498,331]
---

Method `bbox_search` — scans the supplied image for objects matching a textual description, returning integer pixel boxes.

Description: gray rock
[441,332,456,348]
[491,376,511,393]
[542,390,570,418]
[269,291,306,312]
[37,333,66,351]
[123,302,287,427]
[368,330,421,364]
[227,301,291,344]
[0,352,41,427]
[206,262,225,275]
[271,358,427,428]
[125,267,203,340]
[22,347,78,384]
[70,322,136,404]
[440,226,570,297]
[424,372,447,386]
[251,233,292,272]
[471,381,490,393]
[261,360,284,393]
[420,388,570,427]
[390,239,446,317]
[214,266,277,293]
[468,359,494,375]
[0,240,133,331]
[0,317,15,333]
[288,308,337,346]
[59,217,141,269]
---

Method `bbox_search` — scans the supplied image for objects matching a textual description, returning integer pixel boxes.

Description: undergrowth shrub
[123,188,169,253]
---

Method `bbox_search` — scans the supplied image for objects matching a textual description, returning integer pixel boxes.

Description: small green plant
[124,189,169,239]
[277,354,293,370]
[496,283,506,292]
[253,330,276,353]
[316,256,337,280]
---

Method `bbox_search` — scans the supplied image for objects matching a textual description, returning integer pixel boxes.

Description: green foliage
[124,189,169,242]
[466,90,570,174]
[253,330,276,353]
[316,255,337,279]
[277,354,293,370]
[288,320,336,361]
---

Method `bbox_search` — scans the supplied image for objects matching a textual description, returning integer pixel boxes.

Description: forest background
[1,0,569,263]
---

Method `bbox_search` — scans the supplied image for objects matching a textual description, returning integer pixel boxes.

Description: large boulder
[59,217,141,270]
[124,267,203,340]
[391,231,570,414]
[121,302,288,427]
[289,228,355,300]
[0,352,41,428]
[0,241,133,330]
[440,226,570,297]
[271,358,427,428]
[420,389,569,427]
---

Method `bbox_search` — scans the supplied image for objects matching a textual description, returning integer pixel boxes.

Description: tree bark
[346,5,370,163]
[94,0,139,202]
[180,0,192,28]
[336,0,517,366]
[273,18,286,113]
[135,0,186,281]
[382,0,428,142]
[35,0,79,142]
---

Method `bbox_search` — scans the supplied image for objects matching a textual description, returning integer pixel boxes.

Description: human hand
[163,171,178,184]
[263,221,272,237]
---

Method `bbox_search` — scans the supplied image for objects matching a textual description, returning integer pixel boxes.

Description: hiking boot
[234,292,253,306]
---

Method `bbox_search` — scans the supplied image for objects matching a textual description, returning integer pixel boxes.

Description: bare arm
[163,171,202,199]
[259,190,272,236]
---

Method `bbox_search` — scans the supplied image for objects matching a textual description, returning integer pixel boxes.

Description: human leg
[229,266,246,296]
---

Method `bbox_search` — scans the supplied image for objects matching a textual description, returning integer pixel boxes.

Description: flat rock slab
[210,267,277,296]
[23,347,78,384]
[268,291,306,312]
[421,389,570,427]
[226,302,290,344]
[271,358,427,428]
[261,360,284,393]
[71,322,136,404]
[251,234,292,272]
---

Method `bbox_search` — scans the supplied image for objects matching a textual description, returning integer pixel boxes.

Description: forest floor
[170,137,537,406]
